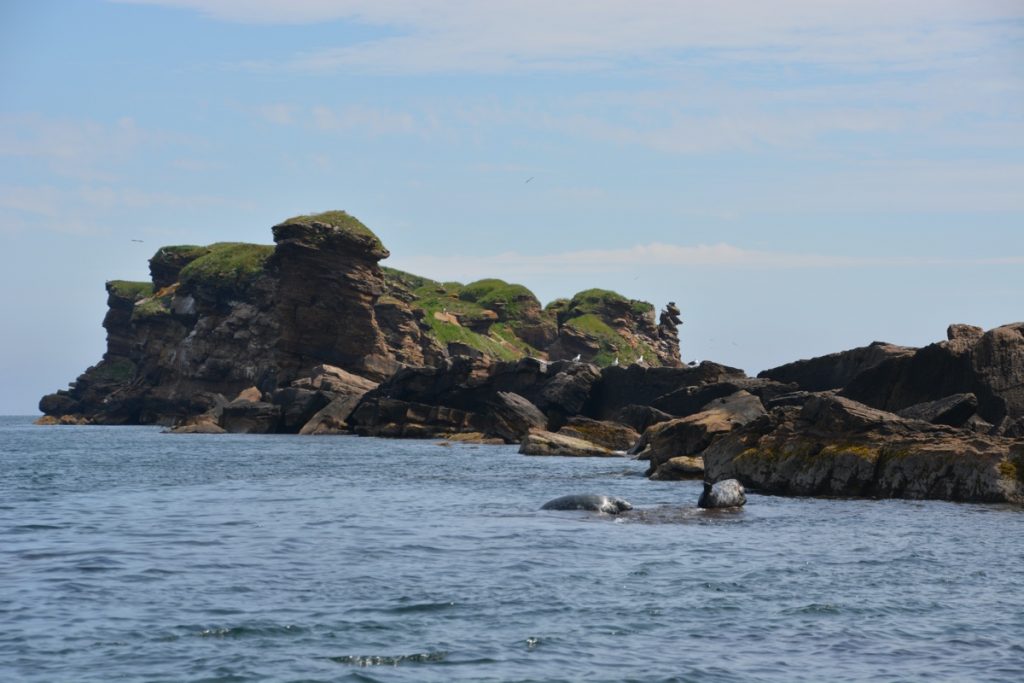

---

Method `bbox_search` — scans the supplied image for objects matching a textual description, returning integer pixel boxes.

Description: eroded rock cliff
[39,210,682,425]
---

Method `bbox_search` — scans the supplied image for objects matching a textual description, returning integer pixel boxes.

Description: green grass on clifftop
[459,279,540,320]
[569,288,654,316]
[179,242,274,291]
[284,210,383,250]
[107,280,154,300]
[154,245,209,259]
[382,266,440,292]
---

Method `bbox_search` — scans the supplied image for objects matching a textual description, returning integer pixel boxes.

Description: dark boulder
[220,399,281,434]
[488,392,548,442]
[758,341,916,391]
[271,387,330,433]
[589,362,747,420]
[652,378,795,417]
[349,356,601,441]
[842,323,1024,431]
[897,393,978,428]
[635,391,767,476]
[612,404,674,433]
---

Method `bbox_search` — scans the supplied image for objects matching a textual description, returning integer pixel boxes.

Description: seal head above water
[697,479,746,509]
[541,494,633,515]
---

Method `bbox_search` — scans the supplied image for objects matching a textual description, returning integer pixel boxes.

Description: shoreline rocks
[30,210,1024,504]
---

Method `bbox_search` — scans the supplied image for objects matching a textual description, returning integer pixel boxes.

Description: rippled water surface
[2,416,1023,682]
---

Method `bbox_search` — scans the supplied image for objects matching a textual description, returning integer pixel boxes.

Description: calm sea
[1,415,1022,682]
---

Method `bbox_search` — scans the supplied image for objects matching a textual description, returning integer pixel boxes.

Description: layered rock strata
[40,211,682,426]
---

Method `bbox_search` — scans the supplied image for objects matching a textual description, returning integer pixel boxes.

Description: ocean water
[1,415,1023,683]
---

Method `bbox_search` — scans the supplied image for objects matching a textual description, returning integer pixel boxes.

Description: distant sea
[2,415,1022,682]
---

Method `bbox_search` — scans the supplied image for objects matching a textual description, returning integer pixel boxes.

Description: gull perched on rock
[612,357,619,366]
[572,354,581,362]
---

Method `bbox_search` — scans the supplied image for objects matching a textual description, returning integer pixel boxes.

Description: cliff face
[39,210,682,425]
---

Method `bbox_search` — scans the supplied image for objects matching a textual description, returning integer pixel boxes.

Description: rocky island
[38,211,1024,504]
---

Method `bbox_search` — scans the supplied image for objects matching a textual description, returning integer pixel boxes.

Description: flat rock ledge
[649,455,705,480]
[519,430,619,457]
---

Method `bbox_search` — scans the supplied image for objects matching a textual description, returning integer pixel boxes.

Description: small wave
[783,602,843,615]
[194,623,307,638]
[388,600,456,614]
[327,651,448,667]
[7,523,67,533]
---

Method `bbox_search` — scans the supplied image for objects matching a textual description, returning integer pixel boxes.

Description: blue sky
[2,0,1022,414]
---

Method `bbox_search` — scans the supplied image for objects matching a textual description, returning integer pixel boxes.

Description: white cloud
[0,183,249,236]
[0,114,196,180]
[311,105,417,136]
[115,1,1024,75]
[389,241,1024,281]
[256,103,298,125]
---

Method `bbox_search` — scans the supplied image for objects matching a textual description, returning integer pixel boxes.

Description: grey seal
[697,479,746,509]
[541,494,633,514]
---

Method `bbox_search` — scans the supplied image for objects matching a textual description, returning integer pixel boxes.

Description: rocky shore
[37,211,1024,504]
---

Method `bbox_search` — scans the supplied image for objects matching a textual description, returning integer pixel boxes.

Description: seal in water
[697,479,746,509]
[541,494,633,514]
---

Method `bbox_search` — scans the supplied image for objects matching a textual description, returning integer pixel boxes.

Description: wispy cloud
[252,102,426,137]
[255,103,298,125]
[390,242,1024,280]
[311,105,417,136]
[0,183,250,236]
[117,1,1024,76]
[0,114,197,180]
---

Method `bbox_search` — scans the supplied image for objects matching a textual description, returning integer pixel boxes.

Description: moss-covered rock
[566,288,653,319]
[460,278,541,321]
[275,210,386,257]
[149,245,211,289]
[106,280,154,301]
[178,242,273,293]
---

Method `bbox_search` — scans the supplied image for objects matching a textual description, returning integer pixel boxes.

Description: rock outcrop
[33,209,1024,506]
[348,357,600,442]
[634,390,767,477]
[519,430,617,457]
[701,394,1024,503]
[556,417,639,451]
[756,323,1024,438]
[841,323,1024,434]
[758,341,916,391]
[39,211,683,426]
